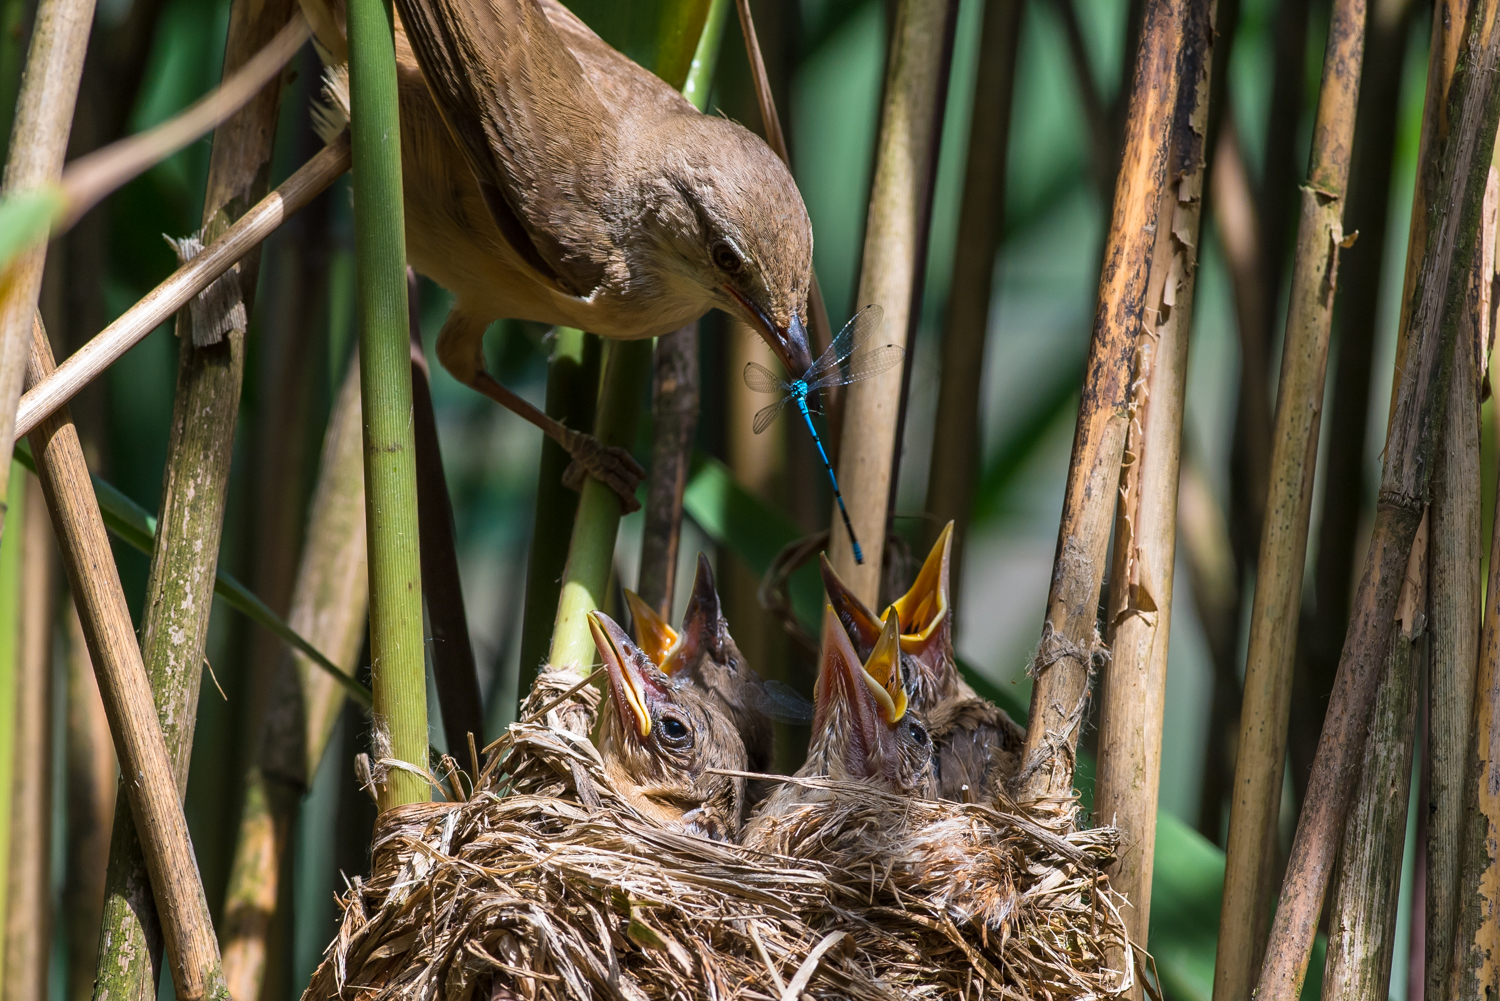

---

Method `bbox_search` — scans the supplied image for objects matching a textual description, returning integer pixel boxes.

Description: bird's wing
[394,0,617,298]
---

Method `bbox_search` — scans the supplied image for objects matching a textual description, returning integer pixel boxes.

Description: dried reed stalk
[1015,0,1185,805]
[922,0,1023,605]
[0,0,93,543]
[1212,0,1368,990]
[1094,0,1214,969]
[26,317,225,1001]
[5,473,53,1001]
[1255,1,1500,993]
[62,601,113,1001]
[824,0,954,602]
[0,465,20,992]
[638,322,698,615]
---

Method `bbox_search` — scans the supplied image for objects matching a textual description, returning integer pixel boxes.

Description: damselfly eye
[712,241,743,274]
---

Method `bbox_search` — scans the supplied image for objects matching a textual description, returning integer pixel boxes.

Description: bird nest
[303,671,1139,1001]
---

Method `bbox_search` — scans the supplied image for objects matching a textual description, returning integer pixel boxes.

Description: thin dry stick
[222,359,368,1001]
[1014,0,1185,805]
[1094,0,1215,968]
[825,0,958,603]
[922,0,1023,606]
[14,135,351,441]
[25,317,225,1001]
[1256,1,1500,993]
[93,3,296,996]
[5,473,53,1001]
[638,321,698,616]
[1211,0,1368,991]
[0,0,94,543]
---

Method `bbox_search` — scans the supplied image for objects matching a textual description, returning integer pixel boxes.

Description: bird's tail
[296,0,349,64]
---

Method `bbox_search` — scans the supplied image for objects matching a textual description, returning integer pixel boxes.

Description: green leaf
[0,185,65,272]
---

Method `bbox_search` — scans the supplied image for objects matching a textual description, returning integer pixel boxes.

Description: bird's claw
[560,429,645,512]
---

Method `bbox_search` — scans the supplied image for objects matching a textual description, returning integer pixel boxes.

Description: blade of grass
[0,465,23,993]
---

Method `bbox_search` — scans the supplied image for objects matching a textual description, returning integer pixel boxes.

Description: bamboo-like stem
[1211,0,1368,989]
[1255,3,1500,993]
[922,0,1022,604]
[408,272,483,750]
[5,474,52,1001]
[15,136,350,442]
[349,0,426,811]
[222,360,368,1001]
[26,317,225,1001]
[1013,0,1185,804]
[92,2,295,994]
[824,0,958,603]
[0,466,19,993]
[0,0,93,543]
[638,322,698,616]
[1423,159,1494,1001]
[1094,0,1214,965]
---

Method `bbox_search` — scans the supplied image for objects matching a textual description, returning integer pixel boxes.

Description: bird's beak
[820,553,883,660]
[724,285,812,375]
[813,608,907,780]
[589,611,668,741]
[624,590,679,666]
[886,521,953,661]
[662,553,721,677]
[862,615,909,725]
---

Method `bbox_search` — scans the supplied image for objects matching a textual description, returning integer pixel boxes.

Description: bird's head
[809,609,934,795]
[641,114,813,374]
[590,610,747,840]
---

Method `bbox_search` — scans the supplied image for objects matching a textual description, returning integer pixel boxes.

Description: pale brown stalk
[639,322,698,616]
[14,135,351,441]
[0,0,94,542]
[1255,1,1500,993]
[826,0,961,603]
[1095,0,1214,968]
[1211,0,1368,991]
[5,474,53,1001]
[1014,0,1185,804]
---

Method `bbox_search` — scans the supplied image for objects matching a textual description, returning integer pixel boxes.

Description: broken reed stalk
[26,317,226,1001]
[62,603,113,1001]
[0,0,93,543]
[1093,0,1214,963]
[825,0,959,603]
[222,359,369,1001]
[638,321,698,616]
[349,0,427,811]
[14,136,351,442]
[4,473,50,1001]
[408,271,484,751]
[548,0,718,671]
[92,2,297,995]
[1255,3,1500,994]
[1014,0,1185,804]
[1211,0,1368,990]
[921,0,1022,603]
[1424,158,1494,1001]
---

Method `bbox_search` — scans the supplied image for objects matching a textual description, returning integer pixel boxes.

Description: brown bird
[820,523,1024,802]
[588,610,747,841]
[744,611,935,849]
[623,554,774,776]
[301,0,814,503]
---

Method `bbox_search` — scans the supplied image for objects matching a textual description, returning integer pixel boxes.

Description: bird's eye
[908,721,929,747]
[655,713,693,749]
[711,241,742,273]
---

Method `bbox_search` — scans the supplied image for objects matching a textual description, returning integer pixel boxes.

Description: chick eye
[907,721,929,747]
[655,713,693,749]
[711,241,743,274]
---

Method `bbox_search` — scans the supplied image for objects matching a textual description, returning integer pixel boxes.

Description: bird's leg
[436,309,644,510]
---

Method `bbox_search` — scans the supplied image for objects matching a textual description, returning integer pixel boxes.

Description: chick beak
[886,521,953,663]
[725,286,812,375]
[662,553,720,677]
[814,609,908,780]
[589,611,667,742]
[820,553,883,660]
[624,589,679,667]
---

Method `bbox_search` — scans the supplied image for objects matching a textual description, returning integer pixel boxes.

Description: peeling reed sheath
[1211,0,1368,991]
[0,0,93,543]
[1014,0,1184,806]
[348,0,428,811]
[1255,2,1500,994]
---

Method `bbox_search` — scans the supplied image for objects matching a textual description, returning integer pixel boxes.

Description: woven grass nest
[303,670,1138,1001]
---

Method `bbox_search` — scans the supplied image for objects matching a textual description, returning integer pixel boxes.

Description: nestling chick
[300,0,815,503]
[821,523,1025,802]
[588,611,746,841]
[744,611,935,850]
